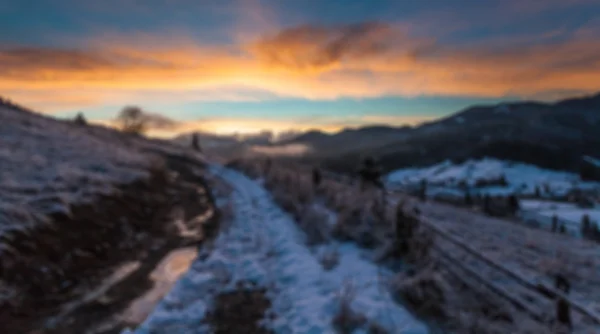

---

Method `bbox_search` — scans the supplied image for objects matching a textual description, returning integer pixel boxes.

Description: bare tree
[74,112,87,126]
[116,106,147,134]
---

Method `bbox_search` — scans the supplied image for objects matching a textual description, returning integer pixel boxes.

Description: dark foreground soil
[0,154,219,334]
[204,283,273,334]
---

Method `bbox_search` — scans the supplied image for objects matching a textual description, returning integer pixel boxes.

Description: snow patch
[583,155,600,168]
[520,200,600,236]
[386,158,600,197]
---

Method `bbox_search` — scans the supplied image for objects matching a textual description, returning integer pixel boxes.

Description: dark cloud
[0,46,173,79]
[251,21,398,70]
[0,47,115,72]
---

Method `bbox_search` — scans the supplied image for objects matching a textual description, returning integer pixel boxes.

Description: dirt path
[132,166,428,334]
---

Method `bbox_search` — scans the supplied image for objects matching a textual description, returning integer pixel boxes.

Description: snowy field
[386,158,600,198]
[386,158,600,236]
[520,200,600,236]
[130,166,428,334]
[0,105,203,239]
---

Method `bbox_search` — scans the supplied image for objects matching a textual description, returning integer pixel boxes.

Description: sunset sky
[1,0,600,136]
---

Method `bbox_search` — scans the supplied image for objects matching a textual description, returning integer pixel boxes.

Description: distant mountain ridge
[277,92,600,174]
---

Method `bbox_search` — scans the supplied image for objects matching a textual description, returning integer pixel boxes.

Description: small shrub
[272,189,301,218]
[406,229,435,265]
[367,322,389,334]
[296,175,314,204]
[204,284,272,334]
[389,266,448,319]
[298,205,330,245]
[332,280,367,334]
[332,207,362,241]
[74,112,87,126]
[319,247,340,271]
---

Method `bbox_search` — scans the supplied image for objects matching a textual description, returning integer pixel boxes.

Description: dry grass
[325,187,393,250]
[389,265,449,320]
[389,265,551,334]
[332,280,367,334]
[298,205,331,245]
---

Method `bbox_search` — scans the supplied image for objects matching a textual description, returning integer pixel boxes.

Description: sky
[1,0,600,136]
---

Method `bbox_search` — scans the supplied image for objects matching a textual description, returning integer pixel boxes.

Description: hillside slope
[0,101,216,333]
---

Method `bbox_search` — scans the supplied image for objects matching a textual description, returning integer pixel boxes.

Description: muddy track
[0,154,218,334]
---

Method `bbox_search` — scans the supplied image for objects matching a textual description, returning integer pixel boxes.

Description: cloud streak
[250,21,399,71]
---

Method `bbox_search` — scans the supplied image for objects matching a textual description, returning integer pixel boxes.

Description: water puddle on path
[121,247,198,325]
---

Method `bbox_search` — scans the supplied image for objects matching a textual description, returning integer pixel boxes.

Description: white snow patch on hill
[520,199,600,236]
[386,158,599,197]
[249,143,312,156]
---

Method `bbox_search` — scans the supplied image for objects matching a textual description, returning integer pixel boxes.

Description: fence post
[312,167,322,193]
[418,180,427,202]
[559,223,567,235]
[483,194,492,215]
[551,215,558,233]
[555,274,572,331]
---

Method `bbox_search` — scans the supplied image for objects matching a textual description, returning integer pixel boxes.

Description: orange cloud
[1,22,600,114]
[249,21,400,72]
